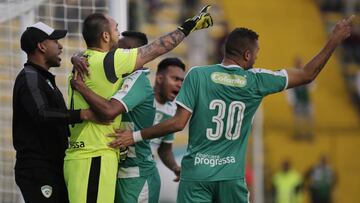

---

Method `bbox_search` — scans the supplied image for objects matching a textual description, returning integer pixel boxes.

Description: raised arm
[134,5,213,69]
[134,30,185,69]
[286,15,355,89]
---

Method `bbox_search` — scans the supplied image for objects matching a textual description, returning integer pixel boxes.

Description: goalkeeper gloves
[178,5,214,36]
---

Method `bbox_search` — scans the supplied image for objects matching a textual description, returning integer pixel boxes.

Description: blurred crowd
[316,0,360,111]
[129,0,200,29]
[269,156,337,203]
[317,0,360,13]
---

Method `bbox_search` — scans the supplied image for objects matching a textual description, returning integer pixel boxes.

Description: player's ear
[244,49,251,62]
[37,41,47,53]
[156,74,164,84]
[102,31,110,43]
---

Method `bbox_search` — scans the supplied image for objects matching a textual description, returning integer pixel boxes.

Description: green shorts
[64,153,118,203]
[177,178,249,203]
[115,168,160,203]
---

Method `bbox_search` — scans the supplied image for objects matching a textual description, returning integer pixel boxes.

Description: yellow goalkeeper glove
[178,5,214,36]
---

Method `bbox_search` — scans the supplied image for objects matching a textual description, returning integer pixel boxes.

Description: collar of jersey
[155,98,174,107]
[219,63,244,70]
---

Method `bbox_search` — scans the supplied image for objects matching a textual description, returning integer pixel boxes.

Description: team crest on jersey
[211,72,247,87]
[41,185,52,198]
[154,112,164,124]
[122,84,129,91]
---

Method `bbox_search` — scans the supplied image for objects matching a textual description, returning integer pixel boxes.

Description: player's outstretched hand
[331,15,355,43]
[107,129,135,148]
[178,5,213,36]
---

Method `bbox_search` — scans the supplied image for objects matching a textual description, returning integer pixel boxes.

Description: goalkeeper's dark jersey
[12,62,82,170]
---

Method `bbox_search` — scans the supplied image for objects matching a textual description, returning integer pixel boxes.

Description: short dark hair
[121,31,148,46]
[156,57,186,74]
[225,27,259,57]
[82,13,110,47]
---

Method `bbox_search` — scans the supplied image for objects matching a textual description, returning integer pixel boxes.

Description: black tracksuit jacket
[12,62,81,171]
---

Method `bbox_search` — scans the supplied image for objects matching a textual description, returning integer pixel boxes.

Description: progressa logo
[69,141,85,149]
[194,153,235,167]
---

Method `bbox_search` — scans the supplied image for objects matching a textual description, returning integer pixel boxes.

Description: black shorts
[15,167,69,203]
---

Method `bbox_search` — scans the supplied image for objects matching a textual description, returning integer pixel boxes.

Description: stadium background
[0,0,359,202]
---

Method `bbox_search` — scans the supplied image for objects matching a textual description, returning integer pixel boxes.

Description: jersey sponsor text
[194,152,236,167]
[210,72,247,87]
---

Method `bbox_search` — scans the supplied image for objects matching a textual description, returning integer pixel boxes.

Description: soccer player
[117,31,148,49]
[109,16,355,203]
[64,6,213,203]
[151,58,186,182]
[71,31,156,203]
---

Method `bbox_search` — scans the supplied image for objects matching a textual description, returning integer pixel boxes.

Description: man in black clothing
[13,22,90,203]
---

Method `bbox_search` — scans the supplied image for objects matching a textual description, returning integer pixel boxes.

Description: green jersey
[176,64,288,181]
[111,69,156,178]
[151,100,177,145]
[65,48,137,160]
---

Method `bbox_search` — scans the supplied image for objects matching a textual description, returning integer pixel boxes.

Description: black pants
[15,167,69,203]
[310,190,331,203]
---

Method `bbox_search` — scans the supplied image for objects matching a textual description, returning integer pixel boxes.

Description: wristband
[133,131,143,142]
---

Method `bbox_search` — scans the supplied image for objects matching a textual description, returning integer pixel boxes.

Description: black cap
[20,22,67,54]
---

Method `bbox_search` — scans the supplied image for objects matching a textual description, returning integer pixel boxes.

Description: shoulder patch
[115,70,143,97]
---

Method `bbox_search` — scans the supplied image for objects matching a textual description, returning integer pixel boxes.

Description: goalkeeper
[72,31,161,203]
[64,5,213,203]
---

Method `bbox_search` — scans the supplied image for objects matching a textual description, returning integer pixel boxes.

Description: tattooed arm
[286,16,354,88]
[131,5,213,69]
[134,30,185,69]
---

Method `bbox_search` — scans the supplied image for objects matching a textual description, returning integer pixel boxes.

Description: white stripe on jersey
[175,100,193,113]
[249,68,286,77]
[281,69,289,90]
[138,180,149,203]
[118,165,140,178]
[154,100,176,116]
[249,68,289,90]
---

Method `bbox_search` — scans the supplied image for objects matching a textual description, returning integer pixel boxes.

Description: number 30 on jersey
[206,99,245,141]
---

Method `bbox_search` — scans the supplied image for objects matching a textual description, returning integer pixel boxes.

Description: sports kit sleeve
[111,71,150,112]
[175,68,198,113]
[249,68,288,96]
